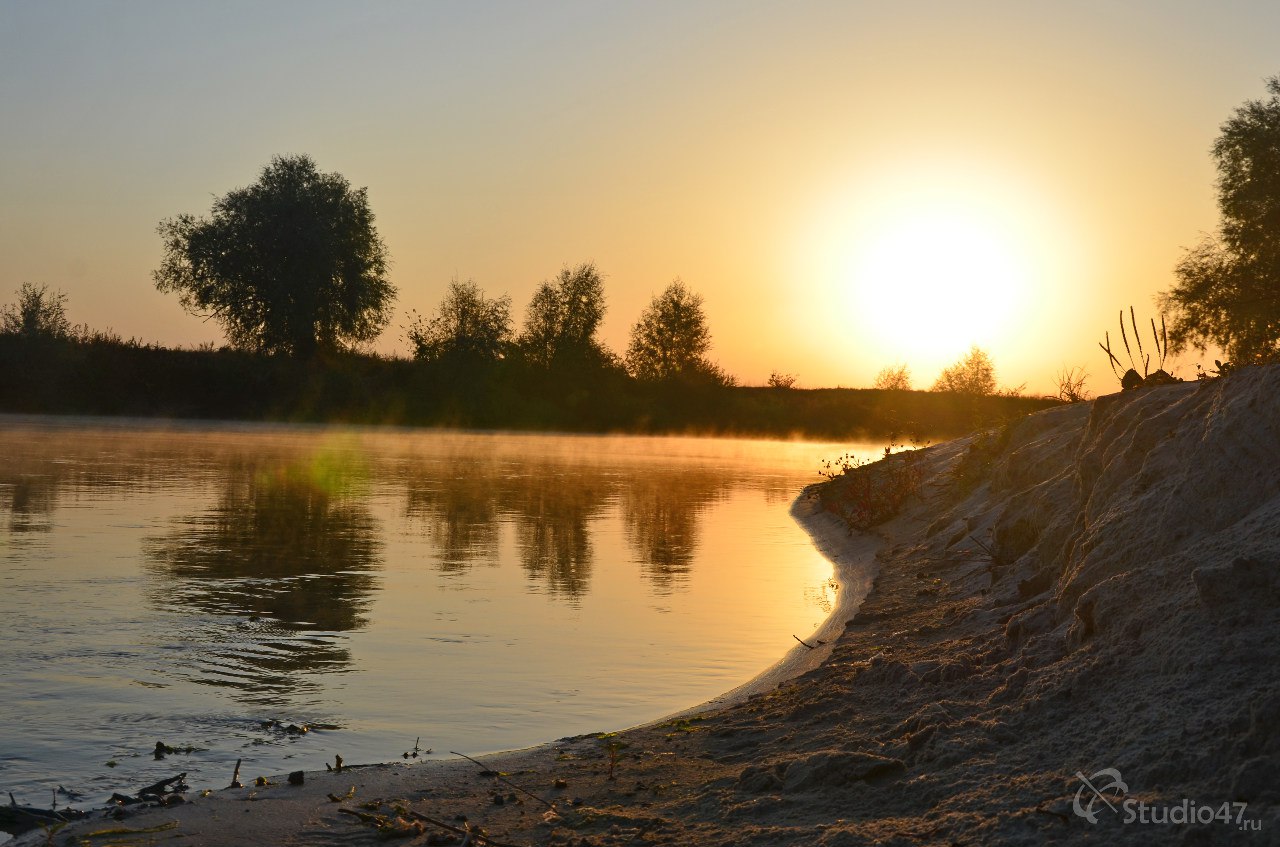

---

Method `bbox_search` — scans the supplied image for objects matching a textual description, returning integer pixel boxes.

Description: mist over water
[0,418,884,803]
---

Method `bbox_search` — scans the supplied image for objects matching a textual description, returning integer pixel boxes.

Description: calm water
[0,418,883,807]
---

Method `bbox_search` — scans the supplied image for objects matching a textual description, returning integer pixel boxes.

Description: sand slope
[16,366,1280,846]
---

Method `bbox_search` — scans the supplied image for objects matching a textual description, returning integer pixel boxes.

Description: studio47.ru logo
[1072,767,1262,832]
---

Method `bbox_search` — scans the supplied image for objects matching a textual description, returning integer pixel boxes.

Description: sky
[3,0,1278,394]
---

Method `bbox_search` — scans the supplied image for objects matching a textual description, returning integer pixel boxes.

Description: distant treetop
[0,283,71,340]
[626,280,732,385]
[931,347,997,395]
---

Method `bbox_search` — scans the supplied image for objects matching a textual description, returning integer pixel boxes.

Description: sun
[839,207,1029,360]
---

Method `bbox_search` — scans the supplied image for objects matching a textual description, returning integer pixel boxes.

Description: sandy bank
[17,366,1280,846]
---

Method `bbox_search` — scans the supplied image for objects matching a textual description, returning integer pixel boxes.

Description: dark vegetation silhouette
[872,364,911,391]
[0,283,71,339]
[0,292,1053,440]
[154,155,395,358]
[626,280,732,386]
[1098,307,1175,389]
[406,279,513,368]
[930,346,999,395]
[0,151,1057,438]
[519,262,613,372]
[1160,76,1280,365]
[1053,366,1090,402]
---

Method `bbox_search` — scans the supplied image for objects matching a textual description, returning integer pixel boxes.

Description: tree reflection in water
[145,450,382,706]
[620,467,731,594]
[506,463,611,601]
[398,450,735,599]
[403,455,503,573]
[1,468,60,537]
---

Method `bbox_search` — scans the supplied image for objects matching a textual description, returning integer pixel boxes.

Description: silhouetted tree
[873,363,912,391]
[406,279,512,368]
[519,263,610,369]
[0,283,71,339]
[931,347,997,395]
[625,280,730,384]
[154,154,394,357]
[1160,76,1280,362]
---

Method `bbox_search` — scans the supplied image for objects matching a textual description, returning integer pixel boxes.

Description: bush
[931,347,997,395]
[0,283,71,339]
[873,364,911,391]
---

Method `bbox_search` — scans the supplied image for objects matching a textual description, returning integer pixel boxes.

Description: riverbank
[0,333,1055,440]
[16,366,1279,845]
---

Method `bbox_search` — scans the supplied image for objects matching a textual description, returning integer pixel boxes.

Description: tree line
[142,154,733,387]
[0,152,1015,400]
[403,268,731,387]
[15,72,1280,427]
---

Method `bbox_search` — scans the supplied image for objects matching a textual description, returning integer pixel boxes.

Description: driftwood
[451,752,554,811]
[408,810,531,847]
[2,792,86,836]
[1,770,187,837]
[137,772,188,800]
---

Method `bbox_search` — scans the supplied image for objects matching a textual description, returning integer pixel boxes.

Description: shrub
[0,283,71,339]
[872,364,911,391]
[931,347,997,395]
[1054,366,1090,403]
[818,449,924,532]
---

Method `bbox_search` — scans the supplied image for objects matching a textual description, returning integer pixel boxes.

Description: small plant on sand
[592,732,629,781]
[1054,366,1090,403]
[818,446,924,533]
[951,421,1016,495]
[1099,307,1176,389]
[1194,359,1237,380]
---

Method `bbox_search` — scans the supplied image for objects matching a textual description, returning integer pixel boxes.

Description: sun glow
[839,207,1030,360]
[792,157,1075,388]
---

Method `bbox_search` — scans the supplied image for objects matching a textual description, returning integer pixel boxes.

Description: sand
[14,365,1280,846]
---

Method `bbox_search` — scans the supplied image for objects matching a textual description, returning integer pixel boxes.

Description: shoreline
[2,430,884,845]
[15,367,1280,844]
[6,460,887,847]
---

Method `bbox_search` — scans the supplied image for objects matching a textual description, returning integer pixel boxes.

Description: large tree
[154,154,394,357]
[625,280,728,383]
[1160,76,1280,363]
[519,262,609,368]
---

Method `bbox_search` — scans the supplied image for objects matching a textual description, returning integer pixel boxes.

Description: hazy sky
[3,1,1277,393]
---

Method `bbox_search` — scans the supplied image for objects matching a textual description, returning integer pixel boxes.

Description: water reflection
[403,456,503,573]
[1,469,60,536]
[507,464,612,600]
[145,453,382,704]
[621,468,731,594]
[399,454,730,598]
[1,422,880,799]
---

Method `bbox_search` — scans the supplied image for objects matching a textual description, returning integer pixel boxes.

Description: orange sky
[3,2,1276,394]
